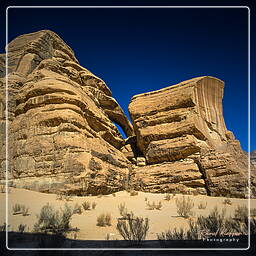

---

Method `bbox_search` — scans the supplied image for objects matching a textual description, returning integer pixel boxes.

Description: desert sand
[0,188,255,241]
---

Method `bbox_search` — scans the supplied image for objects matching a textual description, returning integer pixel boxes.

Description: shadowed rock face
[0,30,134,194]
[0,30,254,198]
[129,77,255,198]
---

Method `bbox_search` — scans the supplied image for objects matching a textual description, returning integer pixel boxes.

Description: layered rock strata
[129,77,253,197]
[0,30,133,194]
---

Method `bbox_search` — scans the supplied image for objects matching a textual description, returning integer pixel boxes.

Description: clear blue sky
[4,7,253,151]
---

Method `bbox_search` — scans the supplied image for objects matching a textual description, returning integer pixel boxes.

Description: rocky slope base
[0,30,254,198]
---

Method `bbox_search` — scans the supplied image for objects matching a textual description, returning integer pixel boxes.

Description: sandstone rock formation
[0,30,254,198]
[0,30,133,194]
[129,77,255,197]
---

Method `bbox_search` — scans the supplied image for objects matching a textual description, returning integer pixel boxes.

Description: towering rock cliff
[0,30,133,194]
[0,30,254,198]
[129,77,254,198]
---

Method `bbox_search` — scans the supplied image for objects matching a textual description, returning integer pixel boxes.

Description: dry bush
[73,203,82,215]
[92,202,97,210]
[146,201,156,210]
[144,197,148,201]
[82,201,91,211]
[12,203,22,215]
[197,206,228,236]
[130,190,138,196]
[21,205,30,216]
[97,213,112,227]
[118,202,129,219]
[175,196,194,218]
[251,208,256,217]
[198,201,207,210]
[164,194,173,201]
[0,222,10,232]
[116,213,149,243]
[18,223,27,233]
[157,219,200,241]
[33,203,74,236]
[223,198,232,205]
[112,193,116,197]
[155,201,162,210]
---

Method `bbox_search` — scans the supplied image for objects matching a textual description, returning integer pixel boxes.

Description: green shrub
[97,213,112,227]
[116,213,149,243]
[33,203,74,236]
[175,196,194,218]
[82,201,91,211]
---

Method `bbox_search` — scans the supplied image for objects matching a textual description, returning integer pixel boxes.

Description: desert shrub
[116,213,149,243]
[175,196,194,218]
[155,201,162,210]
[197,206,228,236]
[97,194,103,198]
[56,192,63,201]
[21,205,30,216]
[18,224,27,233]
[157,219,200,241]
[12,204,29,215]
[145,197,148,201]
[130,190,138,196]
[97,213,112,227]
[0,222,10,232]
[118,203,129,219]
[251,208,256,217]
[33,203,74,236]
[92,202,97,210]
[105,233,110,240]
[198,201,207,210]
[0,185,5,193]
[223,198,232,205]
[146,201,156,210]
[234,205,248,221]
[73,203,82,215]
[164,194,173,201]
[82,201,91,211]
[112,193,116,197]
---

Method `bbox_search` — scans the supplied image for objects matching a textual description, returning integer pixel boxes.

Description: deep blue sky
[4,7,252,151]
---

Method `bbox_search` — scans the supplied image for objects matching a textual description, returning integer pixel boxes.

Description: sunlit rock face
[129,77,254,198]
[0,30,254,198]
[0,30,134,194]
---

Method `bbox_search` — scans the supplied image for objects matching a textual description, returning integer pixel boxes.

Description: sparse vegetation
[18,224,27,233]
[116,213,149,244]
[73,203,82,215]
[92,202,97,210]
[145,201,162,210]
[198,201,207,210]
[130,190,138,196]
[33,203,74,236]
[112,193,116,197]
[21,205,30,216]
[97,213,112,227]
[82,201,91,211]
[12,203,22,215]
[118,203,129,219]
[251,208,256,217]
[175,196,194,218]
[145,197,148,201]
[164,193,173,201]
[0,222,10,232]
[223,198,232,205]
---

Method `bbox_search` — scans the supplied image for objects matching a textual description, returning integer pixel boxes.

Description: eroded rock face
[1,30,254,198]
[129,77,254,198]
[0,30,134,194]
